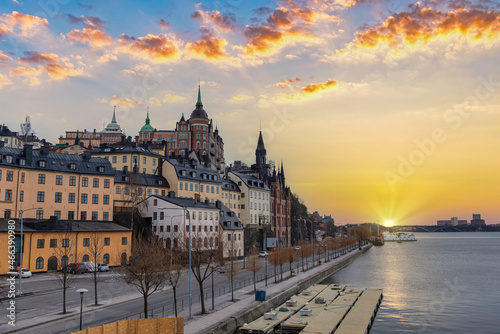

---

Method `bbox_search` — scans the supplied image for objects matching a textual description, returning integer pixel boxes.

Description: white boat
[383,232,417,242]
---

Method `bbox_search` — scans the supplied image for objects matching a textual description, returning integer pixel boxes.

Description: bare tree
[298,240,311,271]
[87,231,104,305]
[170,251,185,317]
[285,247,296,277]
[224,231,239,302]
[122,236,169,318]
[19,115,34,142]
[126,172,148,237]
[247,252,262,292]
[53,230,78,314]
[268,251,279,283]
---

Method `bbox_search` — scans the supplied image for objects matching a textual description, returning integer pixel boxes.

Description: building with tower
[137,86,225,172]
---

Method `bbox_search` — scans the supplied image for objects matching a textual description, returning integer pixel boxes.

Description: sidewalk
[183,245,370,334]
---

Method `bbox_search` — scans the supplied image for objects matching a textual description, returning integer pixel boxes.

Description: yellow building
[91,144,163,176]
[162,158,222,204]
[0,218,131,275]
[0,144,114,221]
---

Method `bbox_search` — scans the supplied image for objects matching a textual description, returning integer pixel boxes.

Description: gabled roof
[219,203,243,230]
[114,171,169,187]
[167,158,221,184]
[230,171,269,190]
[146,194,220,210]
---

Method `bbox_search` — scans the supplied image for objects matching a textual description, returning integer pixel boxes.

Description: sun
[385,219,394,227]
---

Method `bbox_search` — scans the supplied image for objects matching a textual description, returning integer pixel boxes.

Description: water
[322,233,500,333]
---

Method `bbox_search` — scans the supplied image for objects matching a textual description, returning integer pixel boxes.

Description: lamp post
[5,207,42,295]
[76,288,88,330]
[211,265,215,310]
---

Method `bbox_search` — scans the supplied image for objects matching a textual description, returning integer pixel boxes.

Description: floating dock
[333,288,383,334]
[239,284,333,334]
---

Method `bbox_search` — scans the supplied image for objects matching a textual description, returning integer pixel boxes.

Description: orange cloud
[185,28,228,60]
[344,6,500,52]
[68,27,112,48]
[192,10,237,31]
[274,77,301,88]
[0,11,48,37]
[285,77,300,83]
[0,74,13,89]
[9,66,42,86]
[273,78,338,102]
[18,51,59,64]
[244,25,315,55]
[103,96,142,107]
[119,34,181,63]
[0,51,12,62]
[158,19,170,30]
[40,63,84,80]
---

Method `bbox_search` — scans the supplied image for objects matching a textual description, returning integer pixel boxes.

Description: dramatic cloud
[274,77,301,88]
[244,25,315,55]
[118,34,181,63]
[273,78,337,102]
[40,63,85,80]
[0,51,12,62]
[0,11,48,37]
[338,5,500,61]
[9,66,42,86]
[97,52,118,63]
[18,51,59,64]
[192,10,237,31]
[185,27,228,60]
[67,15,111,48]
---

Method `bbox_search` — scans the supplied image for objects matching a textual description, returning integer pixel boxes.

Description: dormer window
[38,160,46,167]
[98,166,105,173]
[5,155,13,164]
[69,163,76,170]
[158,180,163,185]
[104,148,111,152]
[19,159,25,166]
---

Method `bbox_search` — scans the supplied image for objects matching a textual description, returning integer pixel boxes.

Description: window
[55,192,62,203]
[192,212,196,220]
[116,186,121,194]
[81,194,88,204]
[160,226,164,232]
[123,156,127,163]
[62,239,69,248]
[122,237,127,245]
[68,193,75,203]
[204,212,208,220]
[211,186,214,193]
[112,156,117,163]
[50,239,57,248]
[147,189,152,196]
[82,177,88,187]
[5,189,12,201]
[6,171,13,181]
[124,187,130,195]
[238,234,241,240]
[104,179,110,188]
[152,159,156,166]
[56,175,63,185]
[153,212,157,220]
[36,257,44,269]
[160,212,164,220]
[39,160,46,167]
[138,188,143,196]
[216,187,219,194]
[92,194,98,204]
[98,166,105,173]
[103,212,109,221]
[37,191,45,202]
[104,238,110,246]
[93,178,99,188]
[143,157,146,164]
[83,238,90,247]
[228,234,231,241]
[92,211,98,220]
[54,211,61,219]
[68,211,74,220]
[195,184,198,192]
[103,253,109,264]
[190,183,193,191]
[82,255,89,262]
[20,172,24,183]
[180,183,183,190]
[37,239,45,248]
[81,211,87,220]
[103,195,109,205]
[69,176,76,186]
[200,185,204,192]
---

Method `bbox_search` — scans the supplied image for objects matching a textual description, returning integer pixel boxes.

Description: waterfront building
[161,157,222,204]
[471,214,486,226]
[0,217,131,275]
[137,86,225,172]
[437,218,468,226]
[138,193,220,252]
[0,143,114,221]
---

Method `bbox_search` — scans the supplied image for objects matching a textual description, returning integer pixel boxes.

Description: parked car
[68,263,86,274]
[259,251,269,257]
[9,268,32,278]
[218,265,226,273]
[295,246,301,251]
[97,263,109,272]
[83,262,96,273]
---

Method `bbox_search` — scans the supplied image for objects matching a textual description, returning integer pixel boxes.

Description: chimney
[194,193,200,204]
[123,165,128,172]
[82,150,91,160]
[158,159,163,177]
[23,144,33,165]
[216,200,222,209]
[205,198,210,204]
[168,191,175,198]
[41,144,50,155]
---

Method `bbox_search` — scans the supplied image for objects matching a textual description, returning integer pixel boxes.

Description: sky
[1,0,500,226]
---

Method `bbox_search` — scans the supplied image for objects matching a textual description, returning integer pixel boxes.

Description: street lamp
[76,288,88,330]
[5,207,42,295]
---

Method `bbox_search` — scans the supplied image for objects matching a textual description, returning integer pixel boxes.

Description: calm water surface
[323,233,500,333]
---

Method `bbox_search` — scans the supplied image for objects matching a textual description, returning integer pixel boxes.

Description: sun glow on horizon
[385,219,394,227]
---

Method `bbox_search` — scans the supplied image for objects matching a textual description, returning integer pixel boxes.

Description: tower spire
[112,106,117,123]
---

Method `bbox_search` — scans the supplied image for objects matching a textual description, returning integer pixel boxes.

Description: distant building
[471,214,486,226]
[437,217,468,226]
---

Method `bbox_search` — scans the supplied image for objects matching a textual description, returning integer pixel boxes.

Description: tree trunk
[253,271,256,292]
[199,281,206,314]
[63,273,67,314]
[143,294,148,318]
[173,287,178,317]
[94,270,98,305]
[280,264,283,281]
[230,259,234,302]
[274,264,277,283]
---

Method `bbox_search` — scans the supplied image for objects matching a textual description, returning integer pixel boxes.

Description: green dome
[140,112,154,132]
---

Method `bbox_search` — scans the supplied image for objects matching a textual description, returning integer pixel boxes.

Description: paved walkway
[183,245,370,334]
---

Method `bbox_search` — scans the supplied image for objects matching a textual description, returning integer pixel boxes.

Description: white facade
[138,195,220,251]
[228,172,270,227]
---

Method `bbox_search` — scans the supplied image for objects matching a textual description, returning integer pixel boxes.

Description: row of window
[152,224,219,233]
[250,190,269,200]
[34,191,110,205]
[223,192,240,200]
[109,155,157,166]
[179,182,220,194]
[36,236,119,248]
[3,209,109,220]
[34,254,111,270]
[0,170,111,188]
[250,202,270,211]
[155,235,219,249]
[116,186,161,197]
